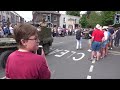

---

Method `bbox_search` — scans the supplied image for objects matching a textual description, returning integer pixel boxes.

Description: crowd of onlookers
[0,24,15,38]
[87,24,120,61]
[51,27,76,37]
[74,24,120,61]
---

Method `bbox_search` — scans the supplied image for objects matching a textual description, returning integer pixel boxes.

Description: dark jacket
[76,30,82,40]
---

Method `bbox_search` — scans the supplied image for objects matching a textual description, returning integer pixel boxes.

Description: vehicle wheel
[0,50,14,69]
[43,44,50,55]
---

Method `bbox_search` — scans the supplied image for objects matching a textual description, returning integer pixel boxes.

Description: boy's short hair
[13,23,38,45]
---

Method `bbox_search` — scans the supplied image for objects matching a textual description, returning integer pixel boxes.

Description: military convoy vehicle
[0,24,53,69]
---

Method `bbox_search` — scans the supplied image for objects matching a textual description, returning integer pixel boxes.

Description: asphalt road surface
[0,35,120,79]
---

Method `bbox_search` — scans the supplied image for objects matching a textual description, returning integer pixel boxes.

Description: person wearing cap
[101,26,111,58]
[90,24,105,61]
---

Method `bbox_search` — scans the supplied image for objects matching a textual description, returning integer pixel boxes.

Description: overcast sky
[15,11,87,22]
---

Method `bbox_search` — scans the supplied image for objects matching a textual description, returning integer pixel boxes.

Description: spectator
[5,23,51,79]
[90,24,104,61]
[87,28,94,52]
[76,26,83,50]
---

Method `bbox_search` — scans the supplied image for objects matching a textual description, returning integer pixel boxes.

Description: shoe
[110,47,113,50]
[80,48,82,50]
[87,49,92,52]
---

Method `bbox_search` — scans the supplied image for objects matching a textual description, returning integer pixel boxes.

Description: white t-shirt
[9,27,14,35]
[104,31,108,40]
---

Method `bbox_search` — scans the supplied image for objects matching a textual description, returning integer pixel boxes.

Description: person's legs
[76,40,79,50]
[79,37,82,49]
[90,41,97,60]
[105,43,109,56]
[88,39,92,52]
[95,42,101,60]
[101,41,107,58]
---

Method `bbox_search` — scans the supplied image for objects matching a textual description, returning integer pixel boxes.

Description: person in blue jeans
[90,24,104,61]
[76,27,83,50]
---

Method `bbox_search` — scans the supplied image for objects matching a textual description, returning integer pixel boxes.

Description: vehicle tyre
[0,50,14,69]
[43,44,50,55]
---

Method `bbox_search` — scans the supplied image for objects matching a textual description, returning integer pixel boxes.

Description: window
[42,14,47,21]
[63,17,65,23]
[54,15,57,21]
[47,15,50,22]
[63,24,66,28]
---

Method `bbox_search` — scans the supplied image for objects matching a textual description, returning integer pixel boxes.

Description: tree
[100,11,116,26]
[79,14,88,28]
[86,11,103,28]
[66,11,80,16]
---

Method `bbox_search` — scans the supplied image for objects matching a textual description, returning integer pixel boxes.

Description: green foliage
[79,14,88,28]
[79,11,117,28]
[86,11,103,28]
[66,11,80,16]
[100,11,116,26]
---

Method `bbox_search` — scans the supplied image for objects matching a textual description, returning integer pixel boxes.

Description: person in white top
[9,24,14,35]
[101,26,109,58]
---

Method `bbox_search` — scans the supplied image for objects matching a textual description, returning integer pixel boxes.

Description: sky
[15,11,87,22]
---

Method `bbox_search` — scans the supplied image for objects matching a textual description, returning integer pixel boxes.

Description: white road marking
[73,53,85,61]
[55,50,70,57]
[67,51,76,58]
[53,42,63,44]
[89,65,94,72]
[92,59,96,64]
[48,49,63,55]
[0,76,6,79]
[87,75,91,79]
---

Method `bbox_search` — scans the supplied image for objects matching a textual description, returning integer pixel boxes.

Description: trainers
[87,49,92,52]
[80,48,82,50]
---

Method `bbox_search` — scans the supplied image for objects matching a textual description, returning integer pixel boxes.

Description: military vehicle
[0,38,17,69]
[0,25,53,69]
[82,31,89,39]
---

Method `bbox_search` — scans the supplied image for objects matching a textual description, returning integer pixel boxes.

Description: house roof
[33,11,60,15]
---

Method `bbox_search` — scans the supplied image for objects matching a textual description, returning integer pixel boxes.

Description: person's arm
[91,31,95,42]
[38,57,51,79]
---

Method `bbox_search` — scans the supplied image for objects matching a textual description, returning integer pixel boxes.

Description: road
[0,35,120,79]
[47,36,120,79]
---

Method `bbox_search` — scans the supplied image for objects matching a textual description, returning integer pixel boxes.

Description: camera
[36,45,43,55]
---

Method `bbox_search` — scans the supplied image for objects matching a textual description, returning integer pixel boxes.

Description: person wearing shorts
[90,24,104,61]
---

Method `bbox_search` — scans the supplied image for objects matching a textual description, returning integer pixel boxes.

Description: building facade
[0,11,25,26]
[59,14,80,29]
[32,11,61,28]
